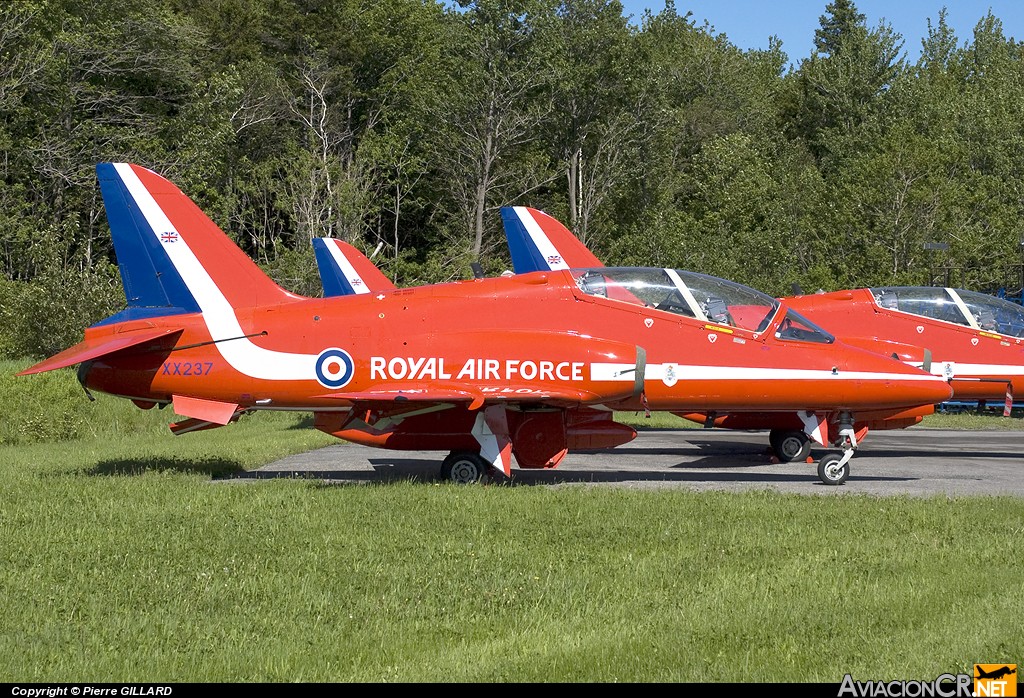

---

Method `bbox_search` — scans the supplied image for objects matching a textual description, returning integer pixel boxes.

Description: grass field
[2,360,1022,682]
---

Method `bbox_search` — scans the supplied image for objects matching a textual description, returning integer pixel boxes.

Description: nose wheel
[816,413,856,485]
[817,452,850,485]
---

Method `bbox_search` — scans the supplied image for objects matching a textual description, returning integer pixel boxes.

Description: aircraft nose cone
[876,353,954,404]
[840,347,953,409]
[879,367,953,408]
[914,375,955,405]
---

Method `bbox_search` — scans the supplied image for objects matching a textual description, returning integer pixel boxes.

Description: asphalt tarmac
[248,427,1024,497]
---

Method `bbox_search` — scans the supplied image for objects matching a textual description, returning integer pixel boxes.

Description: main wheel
[440,452,488,484]
[817,453,849,486]
[769,430,811,463]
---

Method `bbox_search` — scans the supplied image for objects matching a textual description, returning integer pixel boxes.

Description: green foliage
[3,0,1024,300]
[259,244,323,297]
[0,258,123,360]
[0,363,89,444]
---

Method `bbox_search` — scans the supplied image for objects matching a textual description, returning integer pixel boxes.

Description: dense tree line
[3,0,1024,357]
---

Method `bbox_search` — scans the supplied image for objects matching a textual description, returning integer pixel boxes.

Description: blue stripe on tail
[312,237,356,297]
[500,207,550,274]
[95,163,200,324]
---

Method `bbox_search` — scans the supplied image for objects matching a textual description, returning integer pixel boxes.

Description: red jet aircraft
[312,210,952,484]
[18,165,953,485]
[674,285,1024,463]
[495,206,961,468]
[784,286,1024,405]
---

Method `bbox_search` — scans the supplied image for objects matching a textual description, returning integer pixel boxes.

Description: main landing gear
[439,451,491,484]
[768,429,812,463]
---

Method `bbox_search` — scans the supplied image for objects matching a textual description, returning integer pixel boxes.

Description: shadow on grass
[287,414,316,430]
[89,456,246,477]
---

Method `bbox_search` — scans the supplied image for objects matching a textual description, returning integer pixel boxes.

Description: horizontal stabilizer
[17,327,182,376]
[172,395,240,425]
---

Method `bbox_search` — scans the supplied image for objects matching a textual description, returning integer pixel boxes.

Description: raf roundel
[315,348,355,389]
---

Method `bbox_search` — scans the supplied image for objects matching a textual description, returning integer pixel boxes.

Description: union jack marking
[350,278,363,287]
[547,255,562,265]
[160,231,179,243]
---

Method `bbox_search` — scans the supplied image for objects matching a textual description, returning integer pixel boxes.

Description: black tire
[770,430,812,463]
[440,452,488,484]
[817,453,849,486]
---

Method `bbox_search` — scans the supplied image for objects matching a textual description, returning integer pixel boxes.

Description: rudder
[97,162,302,324]
[500,206,604,273]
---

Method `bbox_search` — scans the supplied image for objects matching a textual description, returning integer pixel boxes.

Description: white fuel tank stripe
[931,362,1024,377]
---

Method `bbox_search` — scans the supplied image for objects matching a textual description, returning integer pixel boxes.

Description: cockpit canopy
[572,267,779,331]
[570,267,831,344]
[870,286,1024,338]
[571,267,836,343]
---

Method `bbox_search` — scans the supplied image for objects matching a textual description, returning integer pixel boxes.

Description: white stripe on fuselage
[929,361,1024,378]
[115,163,317,381]
[591,362,946,382]
[322,239,371,294]
[513,206,569,270]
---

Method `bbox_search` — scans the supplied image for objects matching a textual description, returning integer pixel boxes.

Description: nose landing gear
[816,413,857,485]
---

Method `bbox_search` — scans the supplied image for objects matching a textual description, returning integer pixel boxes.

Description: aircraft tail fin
[312,237,397,297]
[500,206,604,273]
[95,162,303,325]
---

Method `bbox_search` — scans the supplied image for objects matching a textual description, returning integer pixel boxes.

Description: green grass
[1,360,1022,682]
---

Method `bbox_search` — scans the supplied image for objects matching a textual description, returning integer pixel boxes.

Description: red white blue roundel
[315,348,354,388]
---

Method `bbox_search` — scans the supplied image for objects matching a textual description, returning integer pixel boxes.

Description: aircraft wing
[500,206,604,272]
[313,237,396,297]
[318,377,644,411]
[17,327,183,375]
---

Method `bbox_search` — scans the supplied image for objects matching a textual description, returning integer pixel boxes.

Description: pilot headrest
[876,290,898,309]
